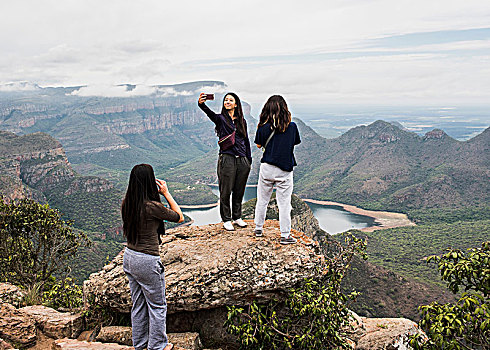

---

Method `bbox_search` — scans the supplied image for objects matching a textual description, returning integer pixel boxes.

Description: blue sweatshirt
[198,102,252,163]
[254,121,301,172]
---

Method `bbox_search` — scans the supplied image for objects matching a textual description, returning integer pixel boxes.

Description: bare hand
[156,178,169,195]
[198,93,206,104]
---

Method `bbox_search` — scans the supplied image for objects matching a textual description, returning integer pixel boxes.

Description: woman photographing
[198,92,252,231]
[254,95,301,244]
[121,164,184,350]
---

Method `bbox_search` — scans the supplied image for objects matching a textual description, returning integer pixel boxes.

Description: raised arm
[156,179,184,223]
[198,93,219,124]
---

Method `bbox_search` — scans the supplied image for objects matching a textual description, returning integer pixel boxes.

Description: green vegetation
[71,230,124,282]
[362,220,489,287]
[43,277,83,310]
[45,179,123,237]
[0,198,89,289]
[0,131,60,155]
[407,206,490,225]
[226,233,366,349]
[410,242,489,349]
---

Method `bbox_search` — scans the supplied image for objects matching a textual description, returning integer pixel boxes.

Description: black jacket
[198,102,252,163]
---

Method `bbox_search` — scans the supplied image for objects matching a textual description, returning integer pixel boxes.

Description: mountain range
[1,81,488,290]
[0,81,252,191]
[1,82,487,211]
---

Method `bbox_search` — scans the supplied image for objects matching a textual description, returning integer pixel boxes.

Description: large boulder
[354,317,427,349]
[0,283,25,308]
[242,193,326,240]
[96,327,203,350]
[54,338,193,350]
[53,339,134,349]
[95,326,132,346]
[0,303,36,347]
[0,338,14,350]
[83,220,322,314]
[20,305,83,339]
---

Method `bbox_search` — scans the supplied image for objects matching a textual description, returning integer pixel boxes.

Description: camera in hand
[204,94,214,100]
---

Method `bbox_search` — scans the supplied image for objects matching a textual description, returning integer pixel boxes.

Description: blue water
[182,186,376,234]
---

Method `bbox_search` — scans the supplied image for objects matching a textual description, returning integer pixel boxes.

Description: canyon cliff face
[0,131,72,202]
[0,131,125,283]
[0,131,112,202]
[0,81,256,178]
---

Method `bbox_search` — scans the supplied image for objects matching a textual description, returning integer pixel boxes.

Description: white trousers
[254,163,294,237]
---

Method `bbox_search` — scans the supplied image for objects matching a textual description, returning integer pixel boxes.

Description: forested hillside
[0,131,124,281]
[293,120,489,211]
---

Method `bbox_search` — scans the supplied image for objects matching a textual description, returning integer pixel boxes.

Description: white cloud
[71,84,158,97]
[0,0,489,106]
[68,82,227,98]
[0,82,40,92]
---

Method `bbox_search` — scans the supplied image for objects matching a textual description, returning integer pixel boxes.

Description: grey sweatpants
[123,247,169,350]
[254,162,294,237]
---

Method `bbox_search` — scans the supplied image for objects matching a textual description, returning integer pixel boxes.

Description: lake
[182,186,377,234]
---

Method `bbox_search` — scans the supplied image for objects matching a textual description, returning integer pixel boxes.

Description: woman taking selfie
[198,92,252,231]
[254,95,301,244]
[121,164,184,350]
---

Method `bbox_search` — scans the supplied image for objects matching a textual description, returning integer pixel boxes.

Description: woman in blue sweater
[254,95,301,244]
[198,92,252,231]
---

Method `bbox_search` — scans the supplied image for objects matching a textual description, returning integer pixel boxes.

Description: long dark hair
[258,95,292,133]
[121,164,161,245]
[219,92,248,137]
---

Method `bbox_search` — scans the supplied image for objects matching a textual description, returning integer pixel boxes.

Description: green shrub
[0,198,89,290]
[22,282,44,306]
[43,277,83,310]
[410,241,490,349]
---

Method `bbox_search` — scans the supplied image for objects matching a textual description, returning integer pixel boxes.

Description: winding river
[182,186,379,234]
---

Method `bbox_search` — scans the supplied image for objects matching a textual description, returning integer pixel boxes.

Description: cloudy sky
[1,0,490,106]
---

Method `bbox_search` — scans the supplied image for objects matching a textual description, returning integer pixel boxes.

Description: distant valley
[0,81,250,192]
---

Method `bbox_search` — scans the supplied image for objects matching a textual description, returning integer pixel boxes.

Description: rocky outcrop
[354,317,426,349]
[63,177,113,196]
[95,327,132,346]
[0,132,74,200]
[0,131,114,202]
[54,339,134,349]
[423,129,447,140]
[83,220,321,314]
[20,305,83,339]
[0,283,25,308]
[242,194,326,241]
[0,338,14,349]
[96,327,203,349]
[97,110,206,135]
[0,303,37,347]
[0,132,75,200]
[54,338,195,350]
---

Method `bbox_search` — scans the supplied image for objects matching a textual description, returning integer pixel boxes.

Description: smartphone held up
[204,93,214,100]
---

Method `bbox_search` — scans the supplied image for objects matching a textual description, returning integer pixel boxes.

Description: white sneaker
[233,218,247,228]
[223,221,235,231]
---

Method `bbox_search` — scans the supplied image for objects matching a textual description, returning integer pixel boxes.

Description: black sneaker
[280,236,297,245]
[254,229,263,237]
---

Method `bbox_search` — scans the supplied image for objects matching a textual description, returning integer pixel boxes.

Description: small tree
[410,241,490,349]
[0,198,88,290]
[225,233,366,349]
